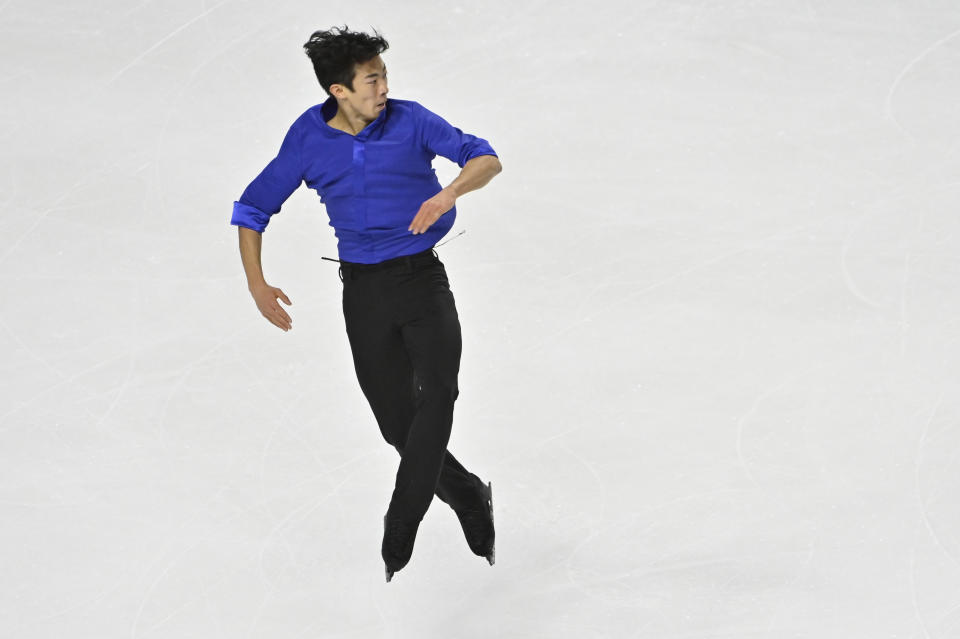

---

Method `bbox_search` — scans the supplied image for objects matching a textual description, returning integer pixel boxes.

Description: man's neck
[329,106,374,136]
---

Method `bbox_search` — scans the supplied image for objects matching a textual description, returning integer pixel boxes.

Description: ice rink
[2,1,960,637]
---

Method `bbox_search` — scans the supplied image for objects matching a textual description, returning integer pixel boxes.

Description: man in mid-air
[230,26,501,582]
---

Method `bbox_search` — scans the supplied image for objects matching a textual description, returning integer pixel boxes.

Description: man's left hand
[409,188,456,235]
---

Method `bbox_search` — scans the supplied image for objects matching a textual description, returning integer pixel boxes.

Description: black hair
[303,26,389,97]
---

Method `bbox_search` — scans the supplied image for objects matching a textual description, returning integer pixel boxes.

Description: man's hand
[250,283,293,332]
[409,188,456,235]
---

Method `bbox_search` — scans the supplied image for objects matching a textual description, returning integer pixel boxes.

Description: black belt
[338,247,439,275]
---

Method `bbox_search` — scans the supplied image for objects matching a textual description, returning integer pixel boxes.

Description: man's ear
[329,83,351,100]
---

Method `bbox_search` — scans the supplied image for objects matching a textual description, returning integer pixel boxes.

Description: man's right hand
[250,283,293,331]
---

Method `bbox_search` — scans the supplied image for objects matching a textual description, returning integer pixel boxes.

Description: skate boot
[382,512,420,582]
[454,481,495,565]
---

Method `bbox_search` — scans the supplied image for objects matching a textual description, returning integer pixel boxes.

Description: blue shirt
[231,96,498,264]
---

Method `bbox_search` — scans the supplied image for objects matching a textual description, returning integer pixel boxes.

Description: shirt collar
[319,96,387,138]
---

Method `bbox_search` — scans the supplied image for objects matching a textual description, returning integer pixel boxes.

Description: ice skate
[454,481,495,565]
[382,512,420,582]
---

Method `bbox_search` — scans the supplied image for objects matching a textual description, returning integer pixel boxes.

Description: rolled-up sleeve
[231,121,304,232]
[415,103,497,168]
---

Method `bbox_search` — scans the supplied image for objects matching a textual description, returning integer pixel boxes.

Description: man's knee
[370,404,413,450]
[417,378,459,403]
[380,424,408,450]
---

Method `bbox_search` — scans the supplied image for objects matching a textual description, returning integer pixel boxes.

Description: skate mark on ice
[0,157,131,270]
[103,0,234,87]
[899,250,911,356]
[228,343,331,519]
[764,531,821,633]
[150,23,267,218]
[840,208,885,310]
[735,364,827,484]
[0,347,134,433]
[913,393,960,569]
[256,469,356,592]
[155,325,249,437]
[520,224,812,357]
[909,545,934,639]
[884,25,960,142]
[128,445,376,637]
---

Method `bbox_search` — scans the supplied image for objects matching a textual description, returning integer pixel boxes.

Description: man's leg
[341,260,484,520]
[391,255,491,522]
[342,303,417,454]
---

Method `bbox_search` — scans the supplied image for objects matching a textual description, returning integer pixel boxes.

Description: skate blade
[383,514,394,583]
[486,481,495,566]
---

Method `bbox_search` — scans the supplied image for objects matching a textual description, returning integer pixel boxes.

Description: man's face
[332,55,389,122]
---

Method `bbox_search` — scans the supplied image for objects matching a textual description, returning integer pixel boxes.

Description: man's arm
[446,154,502,199]
[238,226,293,332]
[239,226,267,289]
[409,155,502,235]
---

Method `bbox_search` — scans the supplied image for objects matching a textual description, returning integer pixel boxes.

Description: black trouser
[339,248,486,524]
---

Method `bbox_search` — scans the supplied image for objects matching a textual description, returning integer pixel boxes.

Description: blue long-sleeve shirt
[231,96,498,264]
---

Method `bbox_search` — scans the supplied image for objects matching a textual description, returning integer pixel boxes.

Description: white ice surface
[2,1,960,637]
